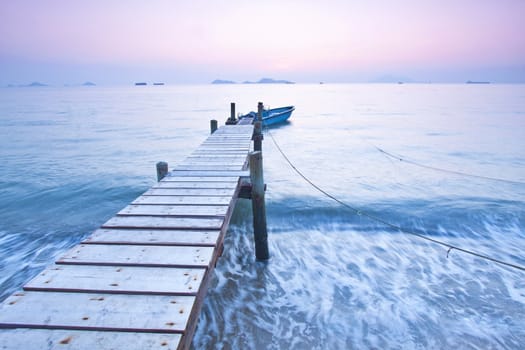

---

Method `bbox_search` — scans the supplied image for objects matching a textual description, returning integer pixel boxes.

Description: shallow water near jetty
[1,84,524,348]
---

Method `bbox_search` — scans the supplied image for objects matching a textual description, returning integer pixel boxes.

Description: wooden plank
[202,138,250,141]
[132,195,232,205]
[192,148,248,152]
[84,229,220,246]
[0,292,194,333]
[192,147,248,151]
[0,329,182,350]
[199,141,250,149]
[185,154,247,158]
[179,158,246,163]
[24,265,205,296]
[201,140,251,144]
[176,162,246,168]
[173,165,244,171]
[182,157,247,163]
[162,176,240,182]
[169,170,249,177]
[118,204,228,217]
[57,244,214,268]
[154,181,238,189]
[199,142,250,150]
[213,126,253,134]
[143,188,235,196]
[180,157,247,162]
[203,140,250,144]
[102,216,223,230]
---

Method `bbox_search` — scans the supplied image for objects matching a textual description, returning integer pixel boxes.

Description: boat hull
[238,106,295,126]
[262,106,294,126]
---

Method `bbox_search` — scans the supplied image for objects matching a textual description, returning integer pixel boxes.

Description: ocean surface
[1,84,524,349]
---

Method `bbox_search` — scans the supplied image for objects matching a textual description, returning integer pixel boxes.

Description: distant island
[82,81,96,86]
[466,80,490,84]
[135,82,147,86]
[212,79,236,84]
[8,81,48,87]
[211,77,294,84]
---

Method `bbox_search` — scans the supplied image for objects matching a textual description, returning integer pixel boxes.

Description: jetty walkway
[0,117,260,349]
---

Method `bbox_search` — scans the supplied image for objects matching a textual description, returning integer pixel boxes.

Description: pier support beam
[253,102,264,152]
[249,151,269,260]
[156,161,168,182]
[210,119,218,134]
[226,102,237,125]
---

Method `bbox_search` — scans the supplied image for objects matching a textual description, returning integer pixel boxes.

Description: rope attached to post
[265,129,525,273]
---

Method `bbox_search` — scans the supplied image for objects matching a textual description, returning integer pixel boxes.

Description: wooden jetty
[0,106,267,350]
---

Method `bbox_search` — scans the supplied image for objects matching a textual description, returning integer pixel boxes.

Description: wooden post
[249,151,269,260]
[253,102,264,151]
[258,102,264,121]
[226,102,237,125]
[156,161,168,182]
[210,119,218,134]
[230,102,235,122]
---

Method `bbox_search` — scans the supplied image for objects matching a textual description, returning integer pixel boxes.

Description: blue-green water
[1,84,524,349]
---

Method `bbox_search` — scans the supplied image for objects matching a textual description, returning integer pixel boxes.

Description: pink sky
[1,0,524,84]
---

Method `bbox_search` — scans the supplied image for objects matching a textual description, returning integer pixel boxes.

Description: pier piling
[253,102,264,152]
[156,161,168,181]
[210,119,218,134]
[249,151,269,260]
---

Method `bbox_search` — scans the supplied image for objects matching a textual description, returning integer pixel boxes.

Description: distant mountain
[212,79,236,84]
[255,78,294,84]
[212,77,294,84]
[82,81,96,86]
[26,81,48,87]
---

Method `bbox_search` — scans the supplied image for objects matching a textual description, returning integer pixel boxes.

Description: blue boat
[241,106,295,126]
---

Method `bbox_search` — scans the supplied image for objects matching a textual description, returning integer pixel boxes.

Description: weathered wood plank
[143,188,235,196]
[202,138,250,141]
[0,292,194,333]
[57,244,214,268]
[192,148,248,152]
[179,158,246,163]
[213,126,253,134]
[192,147,248,151]
[201,142,250,146]
[185,154,247,158]
[200,140,251,144]
[84,229,220,246]
[173,165,244,171]
[102,216,223,230]
[190,152,248,157]
[162,176,240,182]
[24,265,205,296]
[0,329,182,350]
[180,156,247,161]
[132,195,232,205]
[118,204,228,217]
[154,181,238,189]
[169,170,249,177]
[182,157,247,163]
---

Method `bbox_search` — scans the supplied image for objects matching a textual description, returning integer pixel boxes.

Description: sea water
[0,84,524,349]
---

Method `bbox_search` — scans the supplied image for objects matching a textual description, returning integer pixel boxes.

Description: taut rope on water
[375,146,525,186]
[265,128,525,273]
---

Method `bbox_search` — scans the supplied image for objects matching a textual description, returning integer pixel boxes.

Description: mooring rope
[265,129,525,272]
[375,146,525,186]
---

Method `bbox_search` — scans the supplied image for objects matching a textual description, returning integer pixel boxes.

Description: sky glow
[1,0,524,84]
